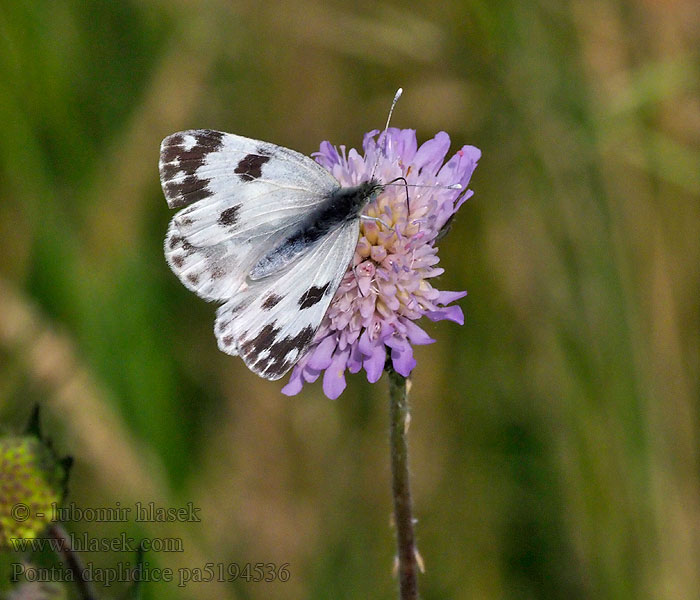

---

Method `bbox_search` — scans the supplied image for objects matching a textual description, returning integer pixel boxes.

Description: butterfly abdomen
[249,180,382,281]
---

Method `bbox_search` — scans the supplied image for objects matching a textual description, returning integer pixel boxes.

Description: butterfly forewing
[161,129,339,301]
[160,129,337,213]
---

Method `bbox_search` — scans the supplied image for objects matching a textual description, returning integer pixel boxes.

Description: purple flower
[281,128,480,399]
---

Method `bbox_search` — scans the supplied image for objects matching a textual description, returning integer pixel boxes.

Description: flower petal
[364,342,386,383]
[281,367,304,396]
[322,349,350,399]
[362,129,381,155]
[313,141,341,169]
[384,332,406,350]
[412,132,451,177]
[307,335,337,370]
[348,344,364,374]
[437,144,480,188]
[390,341,416,377]
[394,128,418,163]
[437,290,467,305]
[425,305,465,325]
[303,365,322,383]
[402,319,436,345]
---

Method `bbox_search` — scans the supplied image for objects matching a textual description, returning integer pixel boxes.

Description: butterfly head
[362,179,385,201]
[356,179,386,214]
[328,179,385,222]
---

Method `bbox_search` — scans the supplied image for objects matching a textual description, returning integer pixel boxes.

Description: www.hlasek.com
[10,532,183,554]
[12,562,291,587]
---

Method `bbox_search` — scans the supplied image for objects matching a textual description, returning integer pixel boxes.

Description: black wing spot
[269,326,315,361]
[240,323,280,357]
[160,133,185,163]
[230,303,245,317]
[160,161,181,180]
[218,206,241,227]
[210,265,226,280]
[262,294,283,310]
[186,273,199,285]
[263,326,315,377]
[195,130,225,150]
[166,179,213,208]
[181,240,195,255]
[234,153,270,181]
[161,131,224,170]
[240,323,315,379]
[298,282,331,309]
[160,130,225,208]
[171,255,184,268]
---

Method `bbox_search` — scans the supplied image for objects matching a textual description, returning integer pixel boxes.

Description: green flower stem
[388,369,419,600]
[48,523,97,600]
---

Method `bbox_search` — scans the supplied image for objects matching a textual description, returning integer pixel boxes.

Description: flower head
[282,128,480,399]
[0,436,66,546]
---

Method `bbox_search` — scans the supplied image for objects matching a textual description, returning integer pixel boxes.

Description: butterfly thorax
[326,179,383,221]
[249,179,383,281]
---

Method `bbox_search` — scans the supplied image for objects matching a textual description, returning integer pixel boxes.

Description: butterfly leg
[351,262,367,297]
[361,215,404,243]
[360,215,394,232]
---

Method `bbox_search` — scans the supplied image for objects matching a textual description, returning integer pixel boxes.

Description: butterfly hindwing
[214,220,360,380]
[164,220,297,302]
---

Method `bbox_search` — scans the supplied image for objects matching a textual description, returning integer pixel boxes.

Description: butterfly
[159,119,392,381]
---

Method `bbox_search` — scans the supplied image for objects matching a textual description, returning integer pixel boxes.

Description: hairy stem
[388,369,418,600]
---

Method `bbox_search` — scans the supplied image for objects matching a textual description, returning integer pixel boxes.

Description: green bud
[0,437,65,547]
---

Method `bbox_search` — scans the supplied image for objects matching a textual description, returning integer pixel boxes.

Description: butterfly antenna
[387,176,410,212]
[382,177,462,234]
[384,176,462,208]
[370,87,403,181]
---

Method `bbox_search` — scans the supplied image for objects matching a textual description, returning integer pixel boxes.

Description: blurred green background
[0,0,698,599]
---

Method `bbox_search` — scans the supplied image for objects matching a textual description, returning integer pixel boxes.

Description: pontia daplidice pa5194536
[159,92,416,381]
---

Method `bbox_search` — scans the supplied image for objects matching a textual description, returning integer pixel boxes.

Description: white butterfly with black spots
[159,128,383,380]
